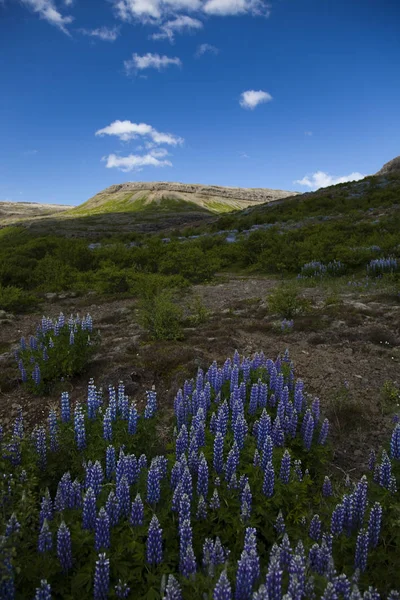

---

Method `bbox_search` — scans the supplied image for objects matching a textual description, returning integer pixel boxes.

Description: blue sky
[1,0,399,205]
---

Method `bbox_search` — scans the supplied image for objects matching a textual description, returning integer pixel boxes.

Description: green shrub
[0,285,38,313]
[138,289,183,340]
[186,294,210,326]
[267,282,310,319]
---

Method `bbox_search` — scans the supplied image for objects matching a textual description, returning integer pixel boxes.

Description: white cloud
[64,0,73,5]
[294,171,366,190]
[102,152,172,172]
[23,149,38,155]
[239,152,249,159]
[112,0,270,23]
[239,89,272,109]
[203,0,270,16]
[304,130,313,136]
[21,0,73,33]
[95,120,184,146]
[150,15,203,41]
[79,26,120,41]
[195,42,219,57]
[124,52,182,73]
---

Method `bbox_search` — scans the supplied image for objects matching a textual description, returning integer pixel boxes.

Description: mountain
[67,181,299,216]
[375,155,400,176]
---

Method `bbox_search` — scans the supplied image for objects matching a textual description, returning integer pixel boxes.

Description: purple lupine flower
[265,556,282,600]
[82,487,97,530]
[390,423,400,459]
[311,398,320,423]
[108,387,117,421]
[214,570,232,600]
[213,432,224,475]
[74,403,86,450]
[39,490,53,528]
[279,533,292,569]
[5,514,20,537]
[130,493,144,526]
[309,515,322,541]
[368,502,382,548]
[124,454,138,485]
[234,414,248,451]
[116,475,131,517]
[216,405,229,438]
[71,479,82,509]
[95,508,110,551]
[105,491,120,527]
[261,435,274,472]
[197,453,209,499]
[225,445,239,483]
[32,363,41,386]
[179,518,193,568]
[91,461,104,497]
[34,426,47,470]
[354,529,369,572]
[94,553,110,600]
[353,476,368,526]
[322,476,333,497]
[331,503,344,536]
[144,390,157,418]
[210,488,220,510]
[181,466,193,500]
[257,410,271,451]
[342,494,354,536]
[249,384,259,416]
[103,407,112,442]
[38,520,52,553]
[164,575,183,600]
[87,379,98,420]
[147,465,161,504]
[147,515,163,565]
[279,450,291,484]
[48,409,58,452]
[34,580,52,600]
[115,580,131,599]
[235,551,254,600]
[181,545,197,578]
[176,425,189,459]
[272,416,284,447]
[318,418,329,445]
[379,450,392,489]
[106,445,116,481]
[240,483,252,519]
[368,449,376,471]
[253,449,261,467]
[293,459,303,482]
[274,511,285,535]
[57,521,72,572]
[196,495,207,520]
[303,412,314,451]
[332,574,350,598]
[128,401,138,435]
[61,392,70,423]
[262,462,275,498]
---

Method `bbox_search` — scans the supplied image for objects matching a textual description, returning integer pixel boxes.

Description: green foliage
[267,282,310,318]
[185,294,210,326]
[379,380,400,416]
[0,285,38,313]
[138,289,183,341]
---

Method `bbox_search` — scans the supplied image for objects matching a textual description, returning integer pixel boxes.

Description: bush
[0,285,38,313]
[16,314,98,394]
[138,289,183,340]
[267,283,310,319]
[1,351,400,598]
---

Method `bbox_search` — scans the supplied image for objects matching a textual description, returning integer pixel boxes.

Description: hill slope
[0,201,70,226]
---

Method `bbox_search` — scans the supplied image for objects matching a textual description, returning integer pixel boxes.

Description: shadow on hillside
[25,209,219,237]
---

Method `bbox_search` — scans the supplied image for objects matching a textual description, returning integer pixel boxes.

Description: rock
[0,310,7,319]
[375,155,400,176]
[45,293,57,300]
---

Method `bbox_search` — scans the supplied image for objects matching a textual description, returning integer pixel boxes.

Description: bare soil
[0,275,399,483]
